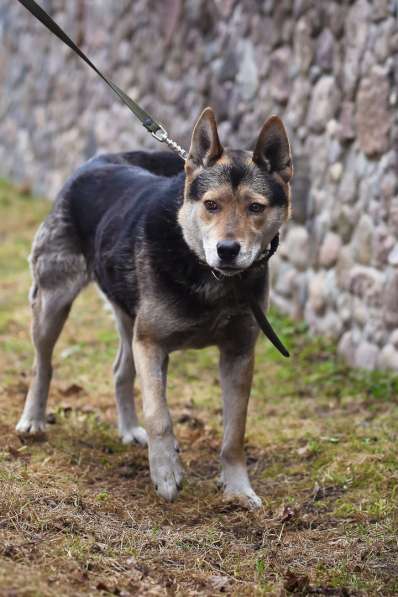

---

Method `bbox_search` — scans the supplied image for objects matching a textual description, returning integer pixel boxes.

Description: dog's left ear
[252,116,293,183]
[187,107,223,169]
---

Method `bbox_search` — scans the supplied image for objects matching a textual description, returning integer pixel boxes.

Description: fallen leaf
[297,444,310,457]
[278,504,296,522]
[90,542,107,553]
[2,544,17,558]
[7,446,23,459]
[177,412,204,429]
[208,575,230,592]
[284,569,310,593]
[59,383,85,397]
[60,346,81,359]
[312,481,322,500]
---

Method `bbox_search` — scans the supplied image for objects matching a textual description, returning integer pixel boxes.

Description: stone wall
[0,0,397,369]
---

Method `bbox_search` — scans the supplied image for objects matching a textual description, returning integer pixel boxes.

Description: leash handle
[16,0,187,158]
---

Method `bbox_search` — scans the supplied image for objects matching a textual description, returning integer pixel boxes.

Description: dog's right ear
[186,107,223,170]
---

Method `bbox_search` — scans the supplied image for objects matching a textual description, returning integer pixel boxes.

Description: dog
[16,108,292,508]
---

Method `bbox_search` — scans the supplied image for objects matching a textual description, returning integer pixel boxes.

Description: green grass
[0,179,398,595]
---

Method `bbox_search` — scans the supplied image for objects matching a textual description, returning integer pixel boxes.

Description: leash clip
[152,125,188,161]
[151,124,168,143]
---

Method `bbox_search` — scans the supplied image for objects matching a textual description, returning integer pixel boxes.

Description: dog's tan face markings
[178,108,293,273]
[199,182,270,239]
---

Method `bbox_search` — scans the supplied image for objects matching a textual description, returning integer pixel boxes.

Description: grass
[0,178,397,595]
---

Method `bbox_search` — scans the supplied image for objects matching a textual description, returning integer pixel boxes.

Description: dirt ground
[0,180,397,596]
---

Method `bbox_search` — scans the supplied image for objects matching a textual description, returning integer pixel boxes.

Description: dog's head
[178,107,293,275]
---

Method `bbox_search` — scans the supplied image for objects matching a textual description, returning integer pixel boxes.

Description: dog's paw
[149,437,184,502]
[223,486,263,510]
[16,416,46,435]
[120,426,148,446]
[220,466,262,510]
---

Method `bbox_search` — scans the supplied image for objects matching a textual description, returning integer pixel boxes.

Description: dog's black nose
[217,240,241,261]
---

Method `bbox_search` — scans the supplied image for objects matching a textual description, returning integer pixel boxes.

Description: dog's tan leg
[219,347,262,509]
[16,285,79,434]
[112,305,147,446]
[133,323,183,501]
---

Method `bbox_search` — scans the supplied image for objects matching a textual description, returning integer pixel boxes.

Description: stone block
[383,271,398,326]
[352,214,374,266]
[307,76,341,133]
[293,17,314,74]
[319,232,342,268]
[378,345,398,371]
[315,29,334,72]
[269,47,291,104]
[356,66,392,157]
[355,342,379,370]
[285,226,310,271]
[308,272,326,314]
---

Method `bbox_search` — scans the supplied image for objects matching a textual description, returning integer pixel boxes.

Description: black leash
[249,298,289,358]
[16,0,289,359]
[16,0,187,159]
[242,233,290,358]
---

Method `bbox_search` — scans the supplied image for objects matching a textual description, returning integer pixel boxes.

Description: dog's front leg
[219,347,262,509]
[133,324,183,501]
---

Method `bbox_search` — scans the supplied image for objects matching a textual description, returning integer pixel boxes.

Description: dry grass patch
[0,180,398,595]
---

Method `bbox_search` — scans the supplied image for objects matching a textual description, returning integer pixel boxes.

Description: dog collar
[254,233,280,265]
[211,233,289,358]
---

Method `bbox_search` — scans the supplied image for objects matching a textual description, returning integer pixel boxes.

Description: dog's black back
[61,151,184,257]
[58,150,258,320]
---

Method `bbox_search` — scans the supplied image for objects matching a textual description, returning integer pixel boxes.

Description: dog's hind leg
[112,304,147,446]
[16,281,83,434]
[218,344,262,510]
[16,214,88,435]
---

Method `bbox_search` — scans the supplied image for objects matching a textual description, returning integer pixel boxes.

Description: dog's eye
[204,200,219,212]
[248,202,266,214]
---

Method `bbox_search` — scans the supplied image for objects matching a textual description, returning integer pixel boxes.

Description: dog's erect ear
[253,116,293,183]
[187,107,223,168]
